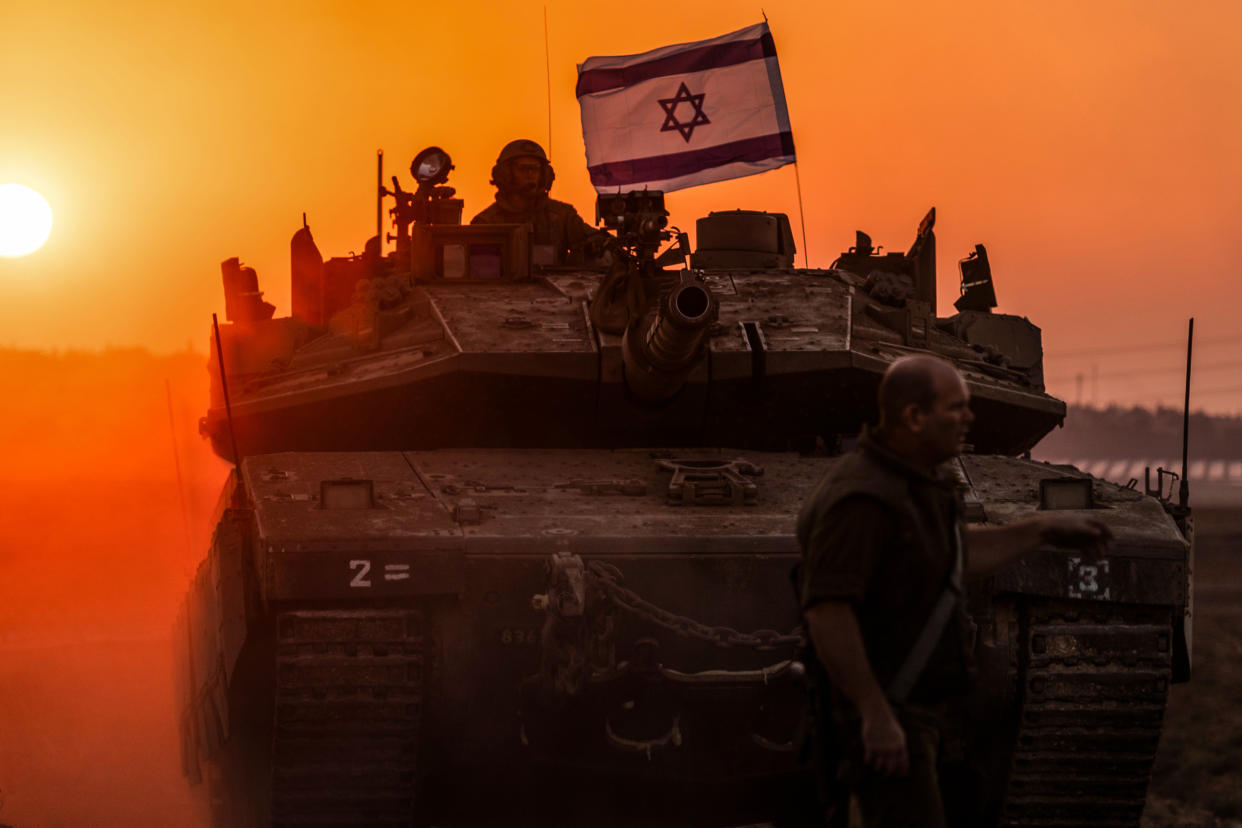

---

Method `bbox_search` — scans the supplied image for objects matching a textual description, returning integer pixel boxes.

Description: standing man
[471,139,599,266]
[797,355,1109,827]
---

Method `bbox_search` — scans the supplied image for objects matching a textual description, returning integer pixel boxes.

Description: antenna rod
[212,312,243,483]
[1179,317,1194,508]
[376,150,384,253]
[165,378,194,560]
[543,6,553,157]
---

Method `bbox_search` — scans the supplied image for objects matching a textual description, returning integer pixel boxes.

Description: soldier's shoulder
[470,202,506,224]
[808,450,908,512]
[544,197,585,218]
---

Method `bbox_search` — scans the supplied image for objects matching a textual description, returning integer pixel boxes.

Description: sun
[0,183,54,257]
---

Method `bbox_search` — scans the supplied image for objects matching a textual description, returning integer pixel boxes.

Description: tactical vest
[797,437,968,700]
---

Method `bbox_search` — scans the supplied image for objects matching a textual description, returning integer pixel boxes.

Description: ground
[1142,508,1242,828]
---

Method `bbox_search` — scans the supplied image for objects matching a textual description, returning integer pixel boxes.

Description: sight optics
[1038,477,1095,510]
[411,146,453,187]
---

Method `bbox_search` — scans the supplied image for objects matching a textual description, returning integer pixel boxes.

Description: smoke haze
[0,347,225,828]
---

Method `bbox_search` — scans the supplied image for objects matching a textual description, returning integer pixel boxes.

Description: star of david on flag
[576,22,795,193]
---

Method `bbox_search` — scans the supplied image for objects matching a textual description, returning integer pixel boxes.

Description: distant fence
[1034,456,1242,485]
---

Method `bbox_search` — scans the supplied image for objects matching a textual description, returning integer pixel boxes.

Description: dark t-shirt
[798,442,974,702]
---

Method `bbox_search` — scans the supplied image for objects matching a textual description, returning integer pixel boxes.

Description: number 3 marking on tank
[1067,557,1110,600]
[349,559,372,588]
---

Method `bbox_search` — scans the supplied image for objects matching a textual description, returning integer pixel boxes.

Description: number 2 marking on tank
[349,559,372,588]
[1067,556,1110,600]
[348,560,411,587]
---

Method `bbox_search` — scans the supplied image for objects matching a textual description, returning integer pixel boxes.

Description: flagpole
[765,13,808,268]
[543,5,553,157]
[793,160,810,268]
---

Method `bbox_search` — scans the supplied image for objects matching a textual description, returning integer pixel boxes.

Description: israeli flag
[576,22,796,193]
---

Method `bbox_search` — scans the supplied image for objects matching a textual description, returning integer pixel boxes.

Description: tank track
[271,609,427,827]
[1000,599,1172,827]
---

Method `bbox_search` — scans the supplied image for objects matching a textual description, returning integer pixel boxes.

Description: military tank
[175,145,1192,827]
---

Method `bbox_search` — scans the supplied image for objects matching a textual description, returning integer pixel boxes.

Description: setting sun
[0,183,53,258]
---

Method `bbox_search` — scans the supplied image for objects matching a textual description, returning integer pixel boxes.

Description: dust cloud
[0,347,227,828]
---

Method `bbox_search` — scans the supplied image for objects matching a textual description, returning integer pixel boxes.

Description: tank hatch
[690,210,796,269]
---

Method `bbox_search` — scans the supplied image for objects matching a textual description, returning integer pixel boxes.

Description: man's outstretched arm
[966,513,1112,577]
[805,600,909,777]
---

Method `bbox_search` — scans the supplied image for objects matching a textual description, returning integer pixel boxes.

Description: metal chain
[586,560,805,651]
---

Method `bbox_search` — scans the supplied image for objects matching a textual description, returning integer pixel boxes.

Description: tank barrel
[621,276,718,402]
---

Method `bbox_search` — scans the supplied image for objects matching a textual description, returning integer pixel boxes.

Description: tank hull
[176,449,1189,826]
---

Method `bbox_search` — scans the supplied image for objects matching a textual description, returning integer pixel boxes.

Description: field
[1144,508,1242,828]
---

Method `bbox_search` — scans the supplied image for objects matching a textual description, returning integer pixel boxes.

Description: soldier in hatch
[471,139,599,266]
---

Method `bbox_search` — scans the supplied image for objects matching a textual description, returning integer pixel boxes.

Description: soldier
[798,355,1111,827]
[471,139,599,266]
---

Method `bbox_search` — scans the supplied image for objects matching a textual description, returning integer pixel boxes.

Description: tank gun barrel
[621,275,718,402]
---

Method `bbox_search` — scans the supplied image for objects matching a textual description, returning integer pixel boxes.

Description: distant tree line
[1035,405,1242,460]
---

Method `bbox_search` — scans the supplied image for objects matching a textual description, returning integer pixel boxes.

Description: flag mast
[791,138,809,268]
[765,12,810,268]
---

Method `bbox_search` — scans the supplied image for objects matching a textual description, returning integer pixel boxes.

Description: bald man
[797,355,1109,828]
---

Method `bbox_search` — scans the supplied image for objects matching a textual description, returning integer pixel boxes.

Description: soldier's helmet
[491,139,554,193]
[496,139,548,165]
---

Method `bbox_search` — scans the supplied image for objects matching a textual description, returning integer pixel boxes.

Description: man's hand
[861,698,908,777]
[805,602,910,776]
[1035,513,1113,552]
[968,513,1114,577]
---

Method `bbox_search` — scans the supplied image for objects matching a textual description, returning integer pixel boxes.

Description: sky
[2,0,1240,412]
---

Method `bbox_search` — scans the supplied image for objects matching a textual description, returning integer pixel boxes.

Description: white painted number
[384,564,411,582]
[1067,557,1111,600]
[349,559,372,588]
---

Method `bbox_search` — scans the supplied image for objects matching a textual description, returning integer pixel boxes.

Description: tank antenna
[376,149,384,254]
[1179,317,1194,508]
[543,6,553,158]
[212,312,243,482]
[165,378,195,560]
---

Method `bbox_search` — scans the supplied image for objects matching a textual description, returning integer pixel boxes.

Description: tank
[175,147,1192,827]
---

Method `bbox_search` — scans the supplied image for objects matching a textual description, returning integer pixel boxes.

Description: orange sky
[2,0,1240,412]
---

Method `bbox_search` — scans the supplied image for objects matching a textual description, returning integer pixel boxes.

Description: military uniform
[797,429,974,828]
[470,195,595,266]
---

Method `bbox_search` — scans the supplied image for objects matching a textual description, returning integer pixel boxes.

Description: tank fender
[174,506,258,774]
[213,507,255,686]
[1172,512,1194,682]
